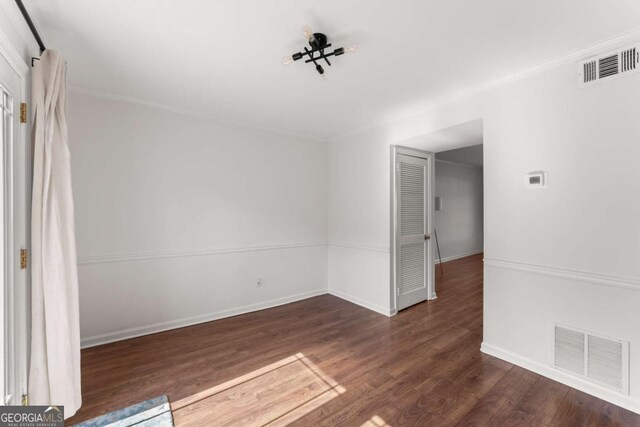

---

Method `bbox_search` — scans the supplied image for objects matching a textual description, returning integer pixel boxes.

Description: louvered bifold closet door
[396,154,431,310]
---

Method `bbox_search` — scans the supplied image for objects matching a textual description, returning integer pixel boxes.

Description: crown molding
[65,26,640,143]
[331,27,640,142]
[68,84,328,143]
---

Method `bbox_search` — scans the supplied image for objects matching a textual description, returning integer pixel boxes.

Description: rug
[72,395,173,427]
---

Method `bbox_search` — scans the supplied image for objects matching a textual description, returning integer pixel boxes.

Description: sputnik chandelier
[283,26,357,76]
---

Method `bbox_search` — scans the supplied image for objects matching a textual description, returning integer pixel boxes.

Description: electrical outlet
[257,278,264,288]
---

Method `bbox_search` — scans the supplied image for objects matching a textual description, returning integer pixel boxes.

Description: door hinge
[396,163,401,172]
[20,103,27,123]
[396,288,400,296]
[20,249,27,270]
[22,393,28,406]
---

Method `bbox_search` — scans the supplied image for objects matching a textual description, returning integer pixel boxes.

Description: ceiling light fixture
[283,25,357,76]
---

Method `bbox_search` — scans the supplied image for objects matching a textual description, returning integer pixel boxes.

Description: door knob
[425,234,431,240]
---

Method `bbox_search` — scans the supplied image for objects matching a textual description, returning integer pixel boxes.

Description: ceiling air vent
[582,60,597,83]
[554,324,629,395]
[578,43,640,86]
[598,54,618,79]
[620,46,637,73]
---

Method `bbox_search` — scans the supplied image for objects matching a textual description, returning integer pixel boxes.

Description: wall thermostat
[525,171,546,188]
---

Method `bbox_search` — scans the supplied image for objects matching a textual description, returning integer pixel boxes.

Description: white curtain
[29,50,81,419]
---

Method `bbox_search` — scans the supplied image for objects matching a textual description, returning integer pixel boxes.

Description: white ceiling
[404,118,482,154]
[437,145,483,167]
[27,0,640,139]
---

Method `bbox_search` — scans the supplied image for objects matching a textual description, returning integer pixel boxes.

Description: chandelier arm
[297,43,332,59]
[304,50,341,64]
[322,49,332,66]
[304,47,319,67]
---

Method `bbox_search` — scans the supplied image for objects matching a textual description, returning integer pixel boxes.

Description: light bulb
[302,25,314,41]
[283,56,294,65]
[344,44,358,54]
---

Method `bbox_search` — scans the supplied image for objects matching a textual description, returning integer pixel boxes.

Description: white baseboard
[81,289,328,348]
[435,250,483,264]
[481,342,640,414]
[328,289,394,317]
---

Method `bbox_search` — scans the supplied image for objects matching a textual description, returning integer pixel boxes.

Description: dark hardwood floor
[68,254,639,426]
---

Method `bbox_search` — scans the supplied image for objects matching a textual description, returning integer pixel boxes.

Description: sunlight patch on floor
[171,353,345,426]
[360,415,392,427]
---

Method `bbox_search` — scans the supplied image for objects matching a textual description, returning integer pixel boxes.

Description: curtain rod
[14,0,46,54]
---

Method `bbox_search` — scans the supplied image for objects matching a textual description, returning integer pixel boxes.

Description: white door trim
[0,25,30,406]
[390,145,436,314]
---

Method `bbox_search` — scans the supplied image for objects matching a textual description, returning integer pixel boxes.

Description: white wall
[328,40,640,412]
[0,1,41,67]
[434,160,483,262]
[68,91,329,347]
[327,136,392,314]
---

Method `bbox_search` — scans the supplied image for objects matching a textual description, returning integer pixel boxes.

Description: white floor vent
[554,324,629,395]
[578,43,639,86]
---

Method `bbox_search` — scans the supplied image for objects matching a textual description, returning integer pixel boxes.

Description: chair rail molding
[484,258,640,291]
[77,241,329,265]
[328,240,390,253]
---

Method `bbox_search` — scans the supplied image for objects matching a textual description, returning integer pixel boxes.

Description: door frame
[390,145,436,314]
[0,27,30,406]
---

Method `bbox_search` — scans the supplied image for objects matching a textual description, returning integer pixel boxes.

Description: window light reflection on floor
[170,352,346,426]
[360,415,392,427]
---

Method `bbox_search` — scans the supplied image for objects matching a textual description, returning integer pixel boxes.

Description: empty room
[1,1,640,426]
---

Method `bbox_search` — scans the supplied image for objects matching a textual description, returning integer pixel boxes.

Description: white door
[394,151,434,311]
[0,49,26,406]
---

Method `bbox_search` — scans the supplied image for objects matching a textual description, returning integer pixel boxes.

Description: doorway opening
[434,144,484,270]
[391,119,484,313]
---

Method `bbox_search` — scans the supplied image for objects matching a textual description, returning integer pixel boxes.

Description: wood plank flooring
[67,254,639,426]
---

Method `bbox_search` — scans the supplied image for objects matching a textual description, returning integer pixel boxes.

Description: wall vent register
[554,324,629,395]
[578,43,639,86]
